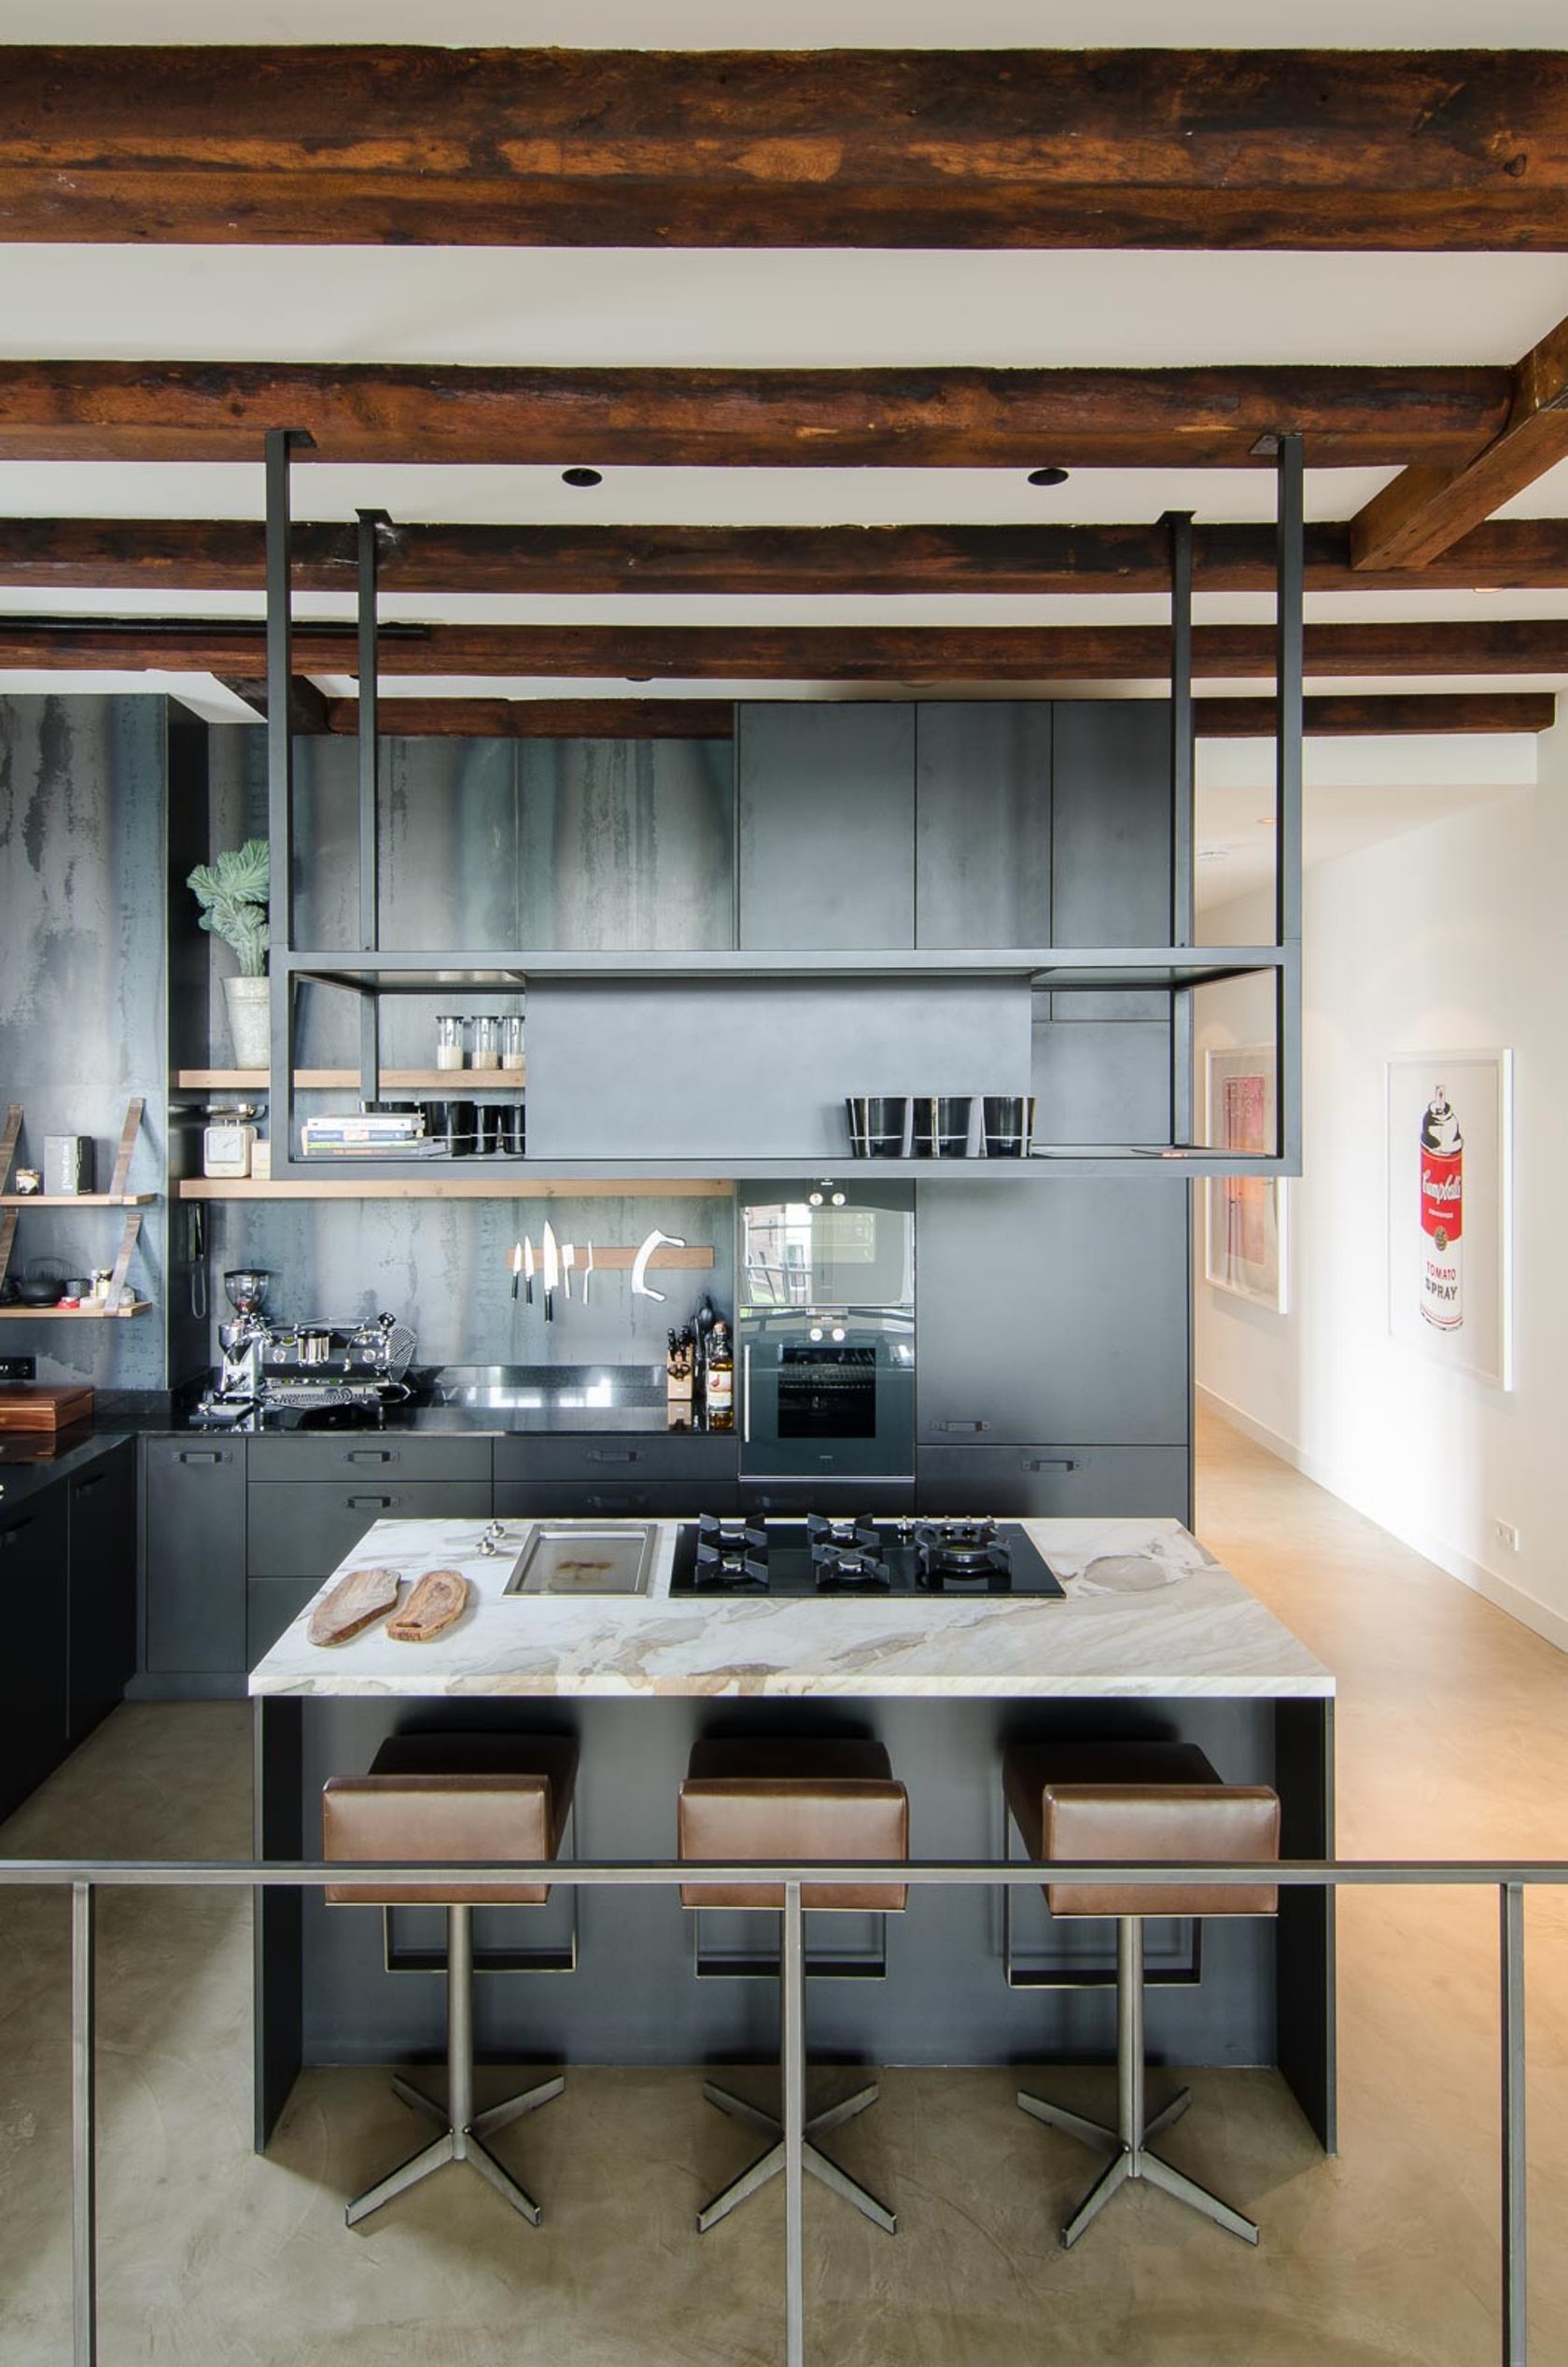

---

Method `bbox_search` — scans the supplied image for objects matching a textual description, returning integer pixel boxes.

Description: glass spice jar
[471,1015,502,1072]
[435,1015,467,1071]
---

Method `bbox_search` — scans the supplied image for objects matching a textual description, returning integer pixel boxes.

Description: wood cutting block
[0,1383,95,1434]
[307,1564,401,1647]
[386,1567,470,1643]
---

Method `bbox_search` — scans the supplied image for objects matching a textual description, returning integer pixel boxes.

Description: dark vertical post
[1501,1882,1527,2366]
[1166,510,1196,1149]
[782,1880,805,2367]
[1274,433,1305,1171]
[356,511,390,1102]
[264,427,312,1169]
[71,1881,96,2367]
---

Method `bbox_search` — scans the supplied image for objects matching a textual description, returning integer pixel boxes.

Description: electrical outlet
[1494,1520,1521,1554]
[0,1355,36,1383]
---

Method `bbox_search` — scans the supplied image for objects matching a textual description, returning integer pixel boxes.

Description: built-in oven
[736,1183,916,1479]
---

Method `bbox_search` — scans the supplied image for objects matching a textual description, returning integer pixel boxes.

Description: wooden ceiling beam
[4,616,1566,680]
[1353,314,1568,569]
[218,675,332,733]
[0,360,1507,471]
[10,516,1568,595]
[5,48,1568,249]
[316,691,1555,739]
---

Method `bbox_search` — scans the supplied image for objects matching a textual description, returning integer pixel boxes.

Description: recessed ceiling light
[1027,467,1070,488]
[562,467,603,488]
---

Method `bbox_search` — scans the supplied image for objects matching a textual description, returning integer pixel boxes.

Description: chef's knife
[542,1221,560,1323]
[510,1240,522,1302]
[523,1235,535,1308]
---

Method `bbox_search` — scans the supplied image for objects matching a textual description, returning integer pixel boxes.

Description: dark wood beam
[6,616,1568,680]
[321,697,736,739]
[6,49,1568,249]
[11,516,1568,595]
[218,675,332,733]
[315,691,1554,739]
[0,361,1507,470]
[1197,692,1556,736]
[1353,314,1568,569]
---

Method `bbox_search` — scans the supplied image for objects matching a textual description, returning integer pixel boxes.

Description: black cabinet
[494,1431,737,1520]
[739,1478,916,1517]
[915,1177,1190,1451]
[143,1436,247,1675]
[0,1486,69,1822]
[738,703,916,949]
[915,704,1053,949]
[246,1479,493,1581]
[66,1442,136,1743]
[245,1436,492,1486]
[917,1444,1190,1520]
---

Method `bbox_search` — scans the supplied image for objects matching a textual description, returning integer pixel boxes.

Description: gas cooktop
[670,1514,1066,1599]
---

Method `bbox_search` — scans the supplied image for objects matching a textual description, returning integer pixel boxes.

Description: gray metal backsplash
[0,696,168,1387]
[202,1191,734,1369]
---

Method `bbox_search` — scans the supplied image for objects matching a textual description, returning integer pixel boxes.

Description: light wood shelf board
[0,1300,152,1320]
[0,1193,158,1208]
[177,1177,727,1201]
[177,1069,525,1092]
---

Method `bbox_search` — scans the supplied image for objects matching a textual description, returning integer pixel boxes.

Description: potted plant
[188,839,272,1070]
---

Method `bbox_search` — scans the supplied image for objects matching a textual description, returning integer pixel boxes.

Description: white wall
[1194,718,1568,1653]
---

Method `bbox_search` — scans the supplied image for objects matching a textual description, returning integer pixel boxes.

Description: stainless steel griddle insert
[504,1520,660,1596]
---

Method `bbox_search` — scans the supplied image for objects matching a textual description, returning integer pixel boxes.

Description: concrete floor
[4,1409,1568,2363]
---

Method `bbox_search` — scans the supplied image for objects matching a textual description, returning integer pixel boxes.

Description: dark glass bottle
[705,1320,735,1432]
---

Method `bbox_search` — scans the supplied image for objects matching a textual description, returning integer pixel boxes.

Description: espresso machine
[201,1269,417,1423]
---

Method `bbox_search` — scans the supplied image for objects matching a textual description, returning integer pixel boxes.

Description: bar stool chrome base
[1017,1918,1259,2249]
[698,2078,897,2236]
[345,1902,564,2231]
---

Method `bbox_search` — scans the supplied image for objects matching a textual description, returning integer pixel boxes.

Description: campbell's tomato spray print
[1420,1085,1463,1331]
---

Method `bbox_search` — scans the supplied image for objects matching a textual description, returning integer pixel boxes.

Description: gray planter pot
[222,973,271,1071]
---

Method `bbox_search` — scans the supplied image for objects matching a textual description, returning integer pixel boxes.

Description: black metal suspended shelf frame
[259,428,1304,1184]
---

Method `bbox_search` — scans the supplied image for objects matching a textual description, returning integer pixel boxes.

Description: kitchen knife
[523,1235,536,1307]
[542,1221,560,1323]
[510,1240,522,1301]
[581,1241,594,1306]
[562,1241,576,1302]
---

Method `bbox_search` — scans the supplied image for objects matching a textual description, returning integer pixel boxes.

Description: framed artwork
[1386,1050,1513,1390]
[1204,1045,1286,1312]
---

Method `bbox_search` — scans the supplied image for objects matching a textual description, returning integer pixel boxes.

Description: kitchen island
[251,1515,1335,2153]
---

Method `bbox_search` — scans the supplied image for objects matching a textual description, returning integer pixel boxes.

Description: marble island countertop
[248,1515,1334,1702]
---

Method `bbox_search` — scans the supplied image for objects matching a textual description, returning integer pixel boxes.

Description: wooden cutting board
[0,1383,95,1434]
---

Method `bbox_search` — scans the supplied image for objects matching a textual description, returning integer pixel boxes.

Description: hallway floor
[3,1410,1567,2364]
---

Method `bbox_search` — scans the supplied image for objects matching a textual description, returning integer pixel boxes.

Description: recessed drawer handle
[74,1472,107,1496]
[585,1492,635,1510]
[937,1421,991,1435]
[346,1494,397,1510]
[176,1450,227,1464]
[343,1449,397,1465]
[586,1450,638,1466]
[1024,1458,1078,1473]
[0,1518,34,1547]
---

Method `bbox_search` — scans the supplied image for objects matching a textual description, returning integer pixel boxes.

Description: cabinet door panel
[916,1444,1190,1522]
[738,1478,916,1517]
[246,1435,492,1485]
[738,704,915,949]
[0,1488,69,1817]
[495,1480,737,1520]
[916,704,1052,948]
[246,1479,493,1579]
[67,1443,136,1742]
[247,1578,323,1668]
[494,1434,738,1487]
[915,1178,1189,1447]
[143,1437,247,1675]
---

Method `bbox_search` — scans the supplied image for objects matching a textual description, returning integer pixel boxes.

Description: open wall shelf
[0,1300,152,1320]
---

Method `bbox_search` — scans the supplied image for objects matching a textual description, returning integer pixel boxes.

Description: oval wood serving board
[307,1564,401,1647]
[386,1567,469,1643]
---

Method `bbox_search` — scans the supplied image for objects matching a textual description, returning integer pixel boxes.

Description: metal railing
[0,1852,1559,2367]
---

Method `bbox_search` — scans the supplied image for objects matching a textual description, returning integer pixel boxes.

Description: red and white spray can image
[1419,1086,1463,1331]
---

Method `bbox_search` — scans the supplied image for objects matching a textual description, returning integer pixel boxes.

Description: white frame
[1203,1044,1287,1313]
[1386,1049,1514,1391]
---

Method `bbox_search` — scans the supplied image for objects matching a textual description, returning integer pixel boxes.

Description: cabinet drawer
[495,1480,736,1521]
[916,1445,1189,1522]
[739,1479,916,1518]
[246,1479,494,1579]
[246,1435,492,1485]
[494,1433,738,1487]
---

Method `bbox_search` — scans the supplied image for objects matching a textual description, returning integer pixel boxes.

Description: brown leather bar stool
[322,1730,579,2229]
[679,1736,909,2236]
[1002,1739,1280,2248]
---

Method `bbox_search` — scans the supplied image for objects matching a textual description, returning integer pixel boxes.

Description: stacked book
[300,1109,445,1159]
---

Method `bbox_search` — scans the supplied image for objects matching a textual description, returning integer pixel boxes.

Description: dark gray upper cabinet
[518,737,735,951]
[915,704,1053,948]
[1050,701,1171,947]
[914,1176,1190,1446]
[738,704,916,949]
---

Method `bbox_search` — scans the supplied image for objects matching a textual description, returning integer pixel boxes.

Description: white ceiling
[1,8,1564,889]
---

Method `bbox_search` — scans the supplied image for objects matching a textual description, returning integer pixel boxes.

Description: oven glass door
[741,1332,915,1478]
[776,1345,878,1441]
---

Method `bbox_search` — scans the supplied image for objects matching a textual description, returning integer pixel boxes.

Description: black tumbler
[846,1095,909,1158]
[982,1095,1036,1157]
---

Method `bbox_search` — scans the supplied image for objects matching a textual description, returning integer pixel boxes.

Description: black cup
[422,1099,476,1155]
[475,1103,504,1156]
[915,1095,974,1157]
[982,1095,1036,1157]
[846,1095,909,1158]
[497,1104,526,1158]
